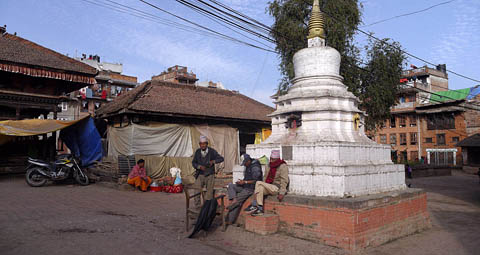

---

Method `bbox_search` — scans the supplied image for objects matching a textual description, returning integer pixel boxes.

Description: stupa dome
[293,46,341,79]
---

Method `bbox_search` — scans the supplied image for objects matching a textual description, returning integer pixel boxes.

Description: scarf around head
[266,159,286,184]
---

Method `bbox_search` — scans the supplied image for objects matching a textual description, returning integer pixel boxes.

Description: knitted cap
[270,150,280,159]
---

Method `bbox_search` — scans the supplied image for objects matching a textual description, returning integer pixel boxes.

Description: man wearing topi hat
[192,135,224,201]
[246,150,289,216]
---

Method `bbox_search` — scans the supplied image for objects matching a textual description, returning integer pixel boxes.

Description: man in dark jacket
[192,135,224,201]
[225,154,263,225]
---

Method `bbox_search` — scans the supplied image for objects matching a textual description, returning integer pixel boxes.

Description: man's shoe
[244,205,257,214]
[251,206,264,216]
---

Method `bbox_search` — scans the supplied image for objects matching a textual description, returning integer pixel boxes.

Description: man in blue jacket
[225,154,263,225]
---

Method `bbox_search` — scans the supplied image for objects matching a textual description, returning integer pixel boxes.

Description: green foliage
[267,0,406,129]
[360,38,405,130]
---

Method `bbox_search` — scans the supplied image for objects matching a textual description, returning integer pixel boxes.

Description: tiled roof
[97,80,274,122]
[0,33,96,75]
[456,133,480,147]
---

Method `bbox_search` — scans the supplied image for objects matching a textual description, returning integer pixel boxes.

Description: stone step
[245,213,279,236]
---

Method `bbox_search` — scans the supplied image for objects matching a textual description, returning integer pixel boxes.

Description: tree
[360,38,406,130]
[267,0,406,130]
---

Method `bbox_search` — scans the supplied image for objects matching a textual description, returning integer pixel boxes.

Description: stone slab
[245,214,279,236]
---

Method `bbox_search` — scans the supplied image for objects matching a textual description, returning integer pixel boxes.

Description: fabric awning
[0,115,89,136]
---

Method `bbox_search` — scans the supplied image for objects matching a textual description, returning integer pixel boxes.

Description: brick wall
[420,113,466,163]
[231,190,431,252]
[465,108,480,136]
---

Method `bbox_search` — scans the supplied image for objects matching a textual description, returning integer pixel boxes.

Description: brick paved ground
[0,171,479,255]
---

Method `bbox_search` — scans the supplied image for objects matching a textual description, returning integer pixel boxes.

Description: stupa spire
[307,0,326,40]
[307,0,325,47]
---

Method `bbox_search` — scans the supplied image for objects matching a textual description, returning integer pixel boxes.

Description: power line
[80,0,276,52]
[139,0,276,53]
[79,0,234,42]
[321,2,480,84]
[201,0,480,85]
[403,83,480,112]
[192,0,271,35]
[208,0,272,31]
[362,0,456,27]
[175,0,275,48]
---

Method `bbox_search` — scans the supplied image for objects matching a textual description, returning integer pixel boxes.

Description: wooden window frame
[399,133,407,145]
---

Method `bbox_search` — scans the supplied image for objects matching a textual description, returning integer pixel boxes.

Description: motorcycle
[25,154,89,187]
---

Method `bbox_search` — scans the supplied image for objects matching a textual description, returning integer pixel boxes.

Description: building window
[411,151,419,161]
[437,134,446,145]
[409,115,417,127]
[399,116,406,127]
[390,116,396,128]
[61,102,68,111]
[380,134,387,144]
[390,134,397,145]
[452,136,459,143]
[410,132,417,145]
[399,133,407,145]
[425,137,433,143]
[427,113,455,130]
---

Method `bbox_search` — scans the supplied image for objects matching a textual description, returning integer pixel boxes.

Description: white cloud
[107,26,253,83]
[430,0,480,68]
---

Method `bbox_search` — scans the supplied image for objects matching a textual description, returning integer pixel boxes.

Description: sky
[2,0,480,106]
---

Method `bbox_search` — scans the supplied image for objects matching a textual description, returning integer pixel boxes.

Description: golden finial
[308,0,326,39]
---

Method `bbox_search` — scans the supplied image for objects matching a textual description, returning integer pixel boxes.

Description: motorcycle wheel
[75,170,89,186]
[25,167,48,187]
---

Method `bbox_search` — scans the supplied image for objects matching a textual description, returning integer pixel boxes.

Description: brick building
[0,27,97,171]
[372,65,480,165]
[57,54,138,121]
[151,65,198,84]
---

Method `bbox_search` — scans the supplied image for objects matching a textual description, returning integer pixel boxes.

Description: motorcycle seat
[28,158,57,170]
[28,158,50,164]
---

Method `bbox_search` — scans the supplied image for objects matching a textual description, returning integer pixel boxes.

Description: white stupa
[245,0,405,197]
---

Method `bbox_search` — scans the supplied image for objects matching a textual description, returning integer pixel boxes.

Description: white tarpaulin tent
[108,123,193,158]
[108,122,239,179]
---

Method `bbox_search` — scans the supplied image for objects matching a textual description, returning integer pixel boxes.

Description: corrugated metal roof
[430,88,471,103]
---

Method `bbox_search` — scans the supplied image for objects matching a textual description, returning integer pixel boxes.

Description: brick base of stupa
[232,188,430,253]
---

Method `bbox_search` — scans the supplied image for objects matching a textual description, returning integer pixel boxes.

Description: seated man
[225,154,263,225]
[245,150,289,216]
[127,159,152,192]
